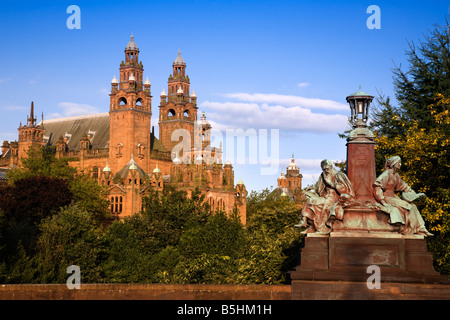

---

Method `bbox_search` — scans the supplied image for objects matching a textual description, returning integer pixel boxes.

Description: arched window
[183,109,189,117]
[138,143,145,156]
[136,98,143,107]
[118,97,127,106]
[168,109,175,117]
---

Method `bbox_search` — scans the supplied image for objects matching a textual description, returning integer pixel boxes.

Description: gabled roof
[41,113,165,152]
[41,113,110,151]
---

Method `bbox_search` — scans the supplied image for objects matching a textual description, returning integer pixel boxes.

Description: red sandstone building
[0,35,247,224]
[276,155,303,202]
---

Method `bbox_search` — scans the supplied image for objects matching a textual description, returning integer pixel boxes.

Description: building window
[92,166,99,179]
[115,143,123,157]
[110,196,123,214]
[118,97,127,106]
[138,143,145,159]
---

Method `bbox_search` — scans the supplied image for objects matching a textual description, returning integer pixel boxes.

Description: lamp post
[346,85,374,125]
[345,87,376,205]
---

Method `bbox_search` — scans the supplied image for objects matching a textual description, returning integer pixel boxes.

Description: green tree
[171,211,246,284]
[141,186,211,241]
[241,188,304,284]
[33,205,105,283]
[0,146,111,283]
[0,176,73,257]
[371,23,450,276]
[246,188,302,235]
[69,173,110,223]
[6,146,110,223]
[178,211,245,259]
[6,146,76,184]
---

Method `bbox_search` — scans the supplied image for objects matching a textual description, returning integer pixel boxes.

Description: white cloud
[200,91,349,133]
[47,112,63,119]
[56,102,101,118]
[297,82,310,88]
[201,101,348,133]
[223,92,348,111]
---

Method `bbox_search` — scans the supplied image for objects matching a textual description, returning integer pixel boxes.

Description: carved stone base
[332,208,400,233]
[291,280,450,300]
[289,232,449,284]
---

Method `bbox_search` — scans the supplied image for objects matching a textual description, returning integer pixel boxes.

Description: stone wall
[0,283,291,300]
[1,282,449,300]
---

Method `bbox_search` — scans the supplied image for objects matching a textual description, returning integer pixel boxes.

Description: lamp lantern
[346,86,374,124]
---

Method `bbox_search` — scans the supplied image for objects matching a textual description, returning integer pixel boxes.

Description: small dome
[126,34,138,51]
[129,162,138,170]
[237,177,244,185]
[144,77,151,85]
[350,85,371,97]
[288,154,298,170]
[177,86,184,94]
[172,156,182,165]
[103,162,111,172]
[200,112,210,125]
[161,89,167,96]
[153,164,161,173]
[111,75,118,84]
[174,49,186,66]
[191,90,197,98]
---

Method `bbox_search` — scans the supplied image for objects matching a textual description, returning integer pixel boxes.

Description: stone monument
[290,88,450,299]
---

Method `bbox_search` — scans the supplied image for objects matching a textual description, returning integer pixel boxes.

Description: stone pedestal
[290,232,450,299]
[332,208,400,233]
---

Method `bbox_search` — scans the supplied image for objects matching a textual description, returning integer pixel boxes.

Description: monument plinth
[291,88,449,300]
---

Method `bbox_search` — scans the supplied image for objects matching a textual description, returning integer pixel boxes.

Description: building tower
[285,154,303,190]
[234,178,247,225]
[109,34,152,172]
[159,50,198,157]
[277,154,303,201]
[18,101,44,161]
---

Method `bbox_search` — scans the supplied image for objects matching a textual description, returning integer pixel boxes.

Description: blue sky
[0,0,448,192]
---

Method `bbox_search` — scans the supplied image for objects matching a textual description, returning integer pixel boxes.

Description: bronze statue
[295,160,354,234]
[373,156,433,237]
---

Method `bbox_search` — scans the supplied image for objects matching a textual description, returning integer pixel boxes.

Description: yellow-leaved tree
[374,94,449,275]
[370,23,450,276]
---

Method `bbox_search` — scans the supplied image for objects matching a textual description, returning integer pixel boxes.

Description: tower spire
[27,101,36,126]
